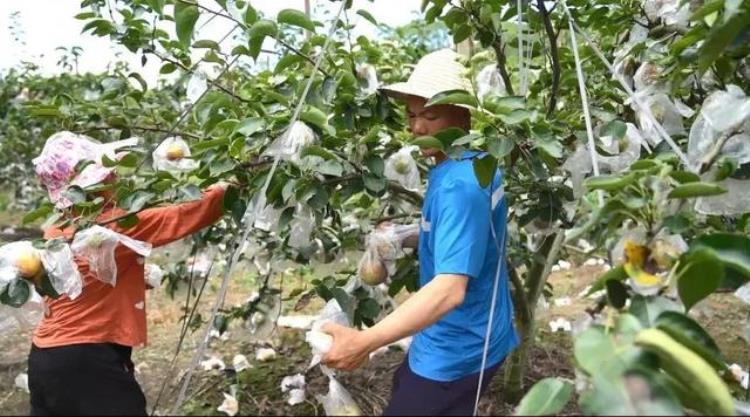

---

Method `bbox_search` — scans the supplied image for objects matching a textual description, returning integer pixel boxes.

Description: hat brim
[379,82,475,110]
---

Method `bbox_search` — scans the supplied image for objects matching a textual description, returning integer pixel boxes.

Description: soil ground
[0,233,748,416]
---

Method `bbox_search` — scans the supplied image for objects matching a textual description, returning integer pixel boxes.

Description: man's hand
[320,323,374,371]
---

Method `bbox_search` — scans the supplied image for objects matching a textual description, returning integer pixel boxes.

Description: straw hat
[380,48,474,105]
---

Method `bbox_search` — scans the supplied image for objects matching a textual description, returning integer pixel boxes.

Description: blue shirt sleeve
[433,178,491,278]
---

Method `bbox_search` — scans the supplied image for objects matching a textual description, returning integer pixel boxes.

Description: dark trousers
[28,343,147,416]
[383,356,502,416]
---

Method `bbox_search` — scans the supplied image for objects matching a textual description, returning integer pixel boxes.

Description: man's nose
[412,119,428,136]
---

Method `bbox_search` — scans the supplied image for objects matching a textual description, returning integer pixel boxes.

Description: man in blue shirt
[322,49,518,416]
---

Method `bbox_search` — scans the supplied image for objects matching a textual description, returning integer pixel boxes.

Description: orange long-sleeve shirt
[34,186,226,348]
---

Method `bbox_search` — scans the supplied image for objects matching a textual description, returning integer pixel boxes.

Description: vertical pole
[305,0,312,40]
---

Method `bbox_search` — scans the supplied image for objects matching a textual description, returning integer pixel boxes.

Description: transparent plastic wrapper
[357,247,388,286]
[316,376,362,416]
[305,299,349,369]
[633,62,661,92]
[71,225,153,286]
[217,392,239,417]
[735,283,750,305]
[288,204,315,249]
[630,91,688,146]
[263,121,317,165]
[145,264,164,289]
[688,116,750,168]
[644,0,689,28]
[0,240,82,301]
[355,63,379,96]
[232,354,251,372]
[0,290,43,333]
[358,223,419,283]
[250,195,282,233]
[186,71,208,104]
[281,374,307,406]
[152,136,198,174]
[696,177,750,216]
[476,64,506,101]
[688,86,750,169]
[384,146,420,191]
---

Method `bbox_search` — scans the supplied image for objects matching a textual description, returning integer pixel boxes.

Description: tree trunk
[503,232,565,403]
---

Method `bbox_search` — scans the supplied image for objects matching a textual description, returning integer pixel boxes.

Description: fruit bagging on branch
[152,136,198,173]
[357,223,419,286]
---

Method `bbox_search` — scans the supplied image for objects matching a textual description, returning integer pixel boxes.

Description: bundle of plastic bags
[357,223,418,286]
[71,225,152,286]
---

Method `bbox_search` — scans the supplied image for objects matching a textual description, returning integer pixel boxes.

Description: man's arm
[322,274,467,371]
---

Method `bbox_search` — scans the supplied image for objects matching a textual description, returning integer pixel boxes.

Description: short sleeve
[433,179,491,278]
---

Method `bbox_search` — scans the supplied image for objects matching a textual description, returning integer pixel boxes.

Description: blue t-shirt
[409,151,519,382]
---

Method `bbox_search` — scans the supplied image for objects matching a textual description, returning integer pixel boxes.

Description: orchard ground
[0,214,748,415]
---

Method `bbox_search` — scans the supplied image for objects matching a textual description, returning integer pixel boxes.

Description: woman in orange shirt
[29,132,231,416]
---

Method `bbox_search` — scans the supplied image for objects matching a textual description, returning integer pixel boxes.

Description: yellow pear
[359,259,387,286]
[16,250,43,280]
[166,144,185,161]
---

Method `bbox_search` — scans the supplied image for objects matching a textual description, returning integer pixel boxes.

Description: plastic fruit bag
[384,147,420,191]
[305,299,349,368]
[186,71,208,104]
[476,64,506,101]
[263,121,317,165]
[316,375,362,416]
[152,136,198,174]
[145,263,164,289]
[288,204,315,250]
[355,63,379,96]
[357,247,388,286]
[71,225,152,286]
[0,240,82,302]
[695,177,750,216]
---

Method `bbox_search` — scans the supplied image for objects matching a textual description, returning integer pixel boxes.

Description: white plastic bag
[355,64,379,96]
[186,71,208,104]
[696,177,750,216]
[280,373,307,406]
[263,121,317,165]
[476,64,507,101]
[152,136,199,174]
[305,299,349,368]
[630,91,688,146]
[384,147,421,191]
[145,264,164,289]
[0,240,82,301]
[288,204,315,250]
[71,225,152,286]
[316,375,362,416]
[357,247,388,286]
[688,86,750,169]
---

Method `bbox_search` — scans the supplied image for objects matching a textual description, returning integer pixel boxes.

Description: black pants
[28,343,147,416]
[384,356,502,416]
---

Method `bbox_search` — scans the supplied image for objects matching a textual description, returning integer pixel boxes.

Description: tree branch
[174,0,329,78]
[491,41,515,96]
[699,127,744,174]
[77,125,201,139]
[537,0,560,116]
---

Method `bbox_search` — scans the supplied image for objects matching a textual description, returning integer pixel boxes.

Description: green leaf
[668,182,726,199]
[453,24,472,44]
[300,145,337,161]
[585,173,637,192]
[235,117,266,136]
[248,20,277,59]
[574,327,618,375]
[676,249,724,312]
[588,265,628,295]
[0,280,31,308]
[365,156,385,176]
[363,174,386,193]
[697,11,750,74]
[174,2,200,49]
[579,369,684,416]
[160,63,177,74]
[515,378,574,416]
[37,274,61,299]
[145,0,165,14]
[23,205,53,225]
[356,9,378,25]
[601,120,627,140]
[300,107,329,130]
[669,170,701,184]
[192,137,229,151]
[606,279,628,309]
[498,109,533,124]
[358,298,381,319]
[426,89,477,108]
[277,9,315,31]
[655,311,726,371]
[123,191,153,213]
[487,136,514,159]
[472,155,497,188]
[275,54,304,73]
[690,233,750,281]
[630,295,681,328]
[193,39,220,50]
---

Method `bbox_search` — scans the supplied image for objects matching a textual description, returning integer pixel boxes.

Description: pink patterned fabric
[32,131,137,208]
